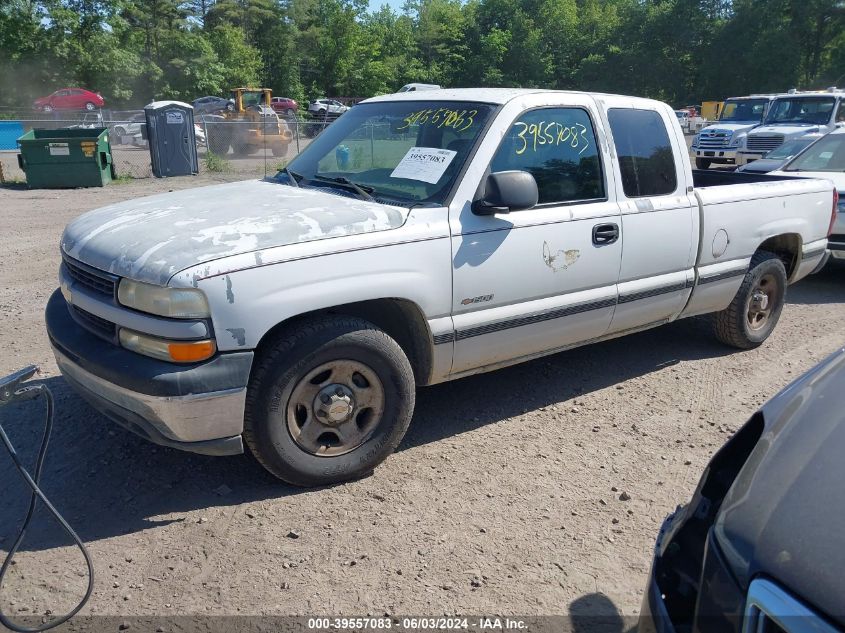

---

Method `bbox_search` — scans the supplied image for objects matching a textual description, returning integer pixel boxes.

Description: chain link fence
[0,110,334,184]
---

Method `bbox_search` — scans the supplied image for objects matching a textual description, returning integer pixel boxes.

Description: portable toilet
[144,101,198,177]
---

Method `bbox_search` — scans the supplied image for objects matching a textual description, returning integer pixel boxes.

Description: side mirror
[472,170,539,215]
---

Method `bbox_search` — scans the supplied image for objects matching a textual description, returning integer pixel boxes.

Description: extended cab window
[608,108,677,197]
[490,107,604,205]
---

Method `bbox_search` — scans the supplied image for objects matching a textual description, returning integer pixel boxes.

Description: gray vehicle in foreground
[736,136,818,174]
[640,346,845,633]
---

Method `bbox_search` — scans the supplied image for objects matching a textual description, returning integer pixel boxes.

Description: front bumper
[46,289,252,456]
[692,148,739,162]
[736,151,764,165]
[829,234,845,260]
[639,517,745,633]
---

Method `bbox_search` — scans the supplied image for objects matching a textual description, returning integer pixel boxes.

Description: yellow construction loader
[203,88,292,157]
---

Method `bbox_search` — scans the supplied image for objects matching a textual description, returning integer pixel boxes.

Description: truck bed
[679,168,833,318]
[691,169,802,188]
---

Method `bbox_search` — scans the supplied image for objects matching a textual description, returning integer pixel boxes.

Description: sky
[368,0,406,12]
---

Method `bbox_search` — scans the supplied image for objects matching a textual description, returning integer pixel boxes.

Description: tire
[695,157,712,169]
[272,143,288,157]
[285,108,294,117]
[114,126,126,138]
[712,250,787,349]
[244,316,416,486]
[43,105,53,113]
[85,102,95,111]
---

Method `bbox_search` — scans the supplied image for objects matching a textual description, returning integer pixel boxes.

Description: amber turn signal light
[167,340,216,363]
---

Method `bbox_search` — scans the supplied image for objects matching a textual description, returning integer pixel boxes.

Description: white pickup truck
[691,95,776,169]
[47,89,836,486]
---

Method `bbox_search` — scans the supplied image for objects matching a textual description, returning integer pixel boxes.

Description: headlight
[118,279,209,318]
[119,329,216,363]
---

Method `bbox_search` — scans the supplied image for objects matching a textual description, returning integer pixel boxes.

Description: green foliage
[2,0,845,110]
[204,150,230,172]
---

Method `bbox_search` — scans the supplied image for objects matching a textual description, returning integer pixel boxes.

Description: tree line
[1,0,844,111]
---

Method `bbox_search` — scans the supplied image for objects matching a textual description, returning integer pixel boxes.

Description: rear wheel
[713,250,787,349]
[244,317,415,487]
[114,126,126,138]
[695,157,712,169]
[285,108,295,117]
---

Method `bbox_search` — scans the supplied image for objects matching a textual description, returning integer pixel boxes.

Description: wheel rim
[746,272,780,331]
[86,102,94,111]
[286,360,385,457]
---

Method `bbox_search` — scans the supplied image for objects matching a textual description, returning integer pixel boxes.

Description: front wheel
[114,126,126,138]
[85,102,95,111]
[43,105,53,113]
[695,157,712,169]
[712,250,787,349]
[244,317,416,486]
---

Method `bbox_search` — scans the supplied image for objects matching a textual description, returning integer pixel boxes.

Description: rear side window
[607,109,677,197]
[490,107,605,205]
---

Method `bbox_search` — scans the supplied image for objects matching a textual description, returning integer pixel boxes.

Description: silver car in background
[736,136,818,173]
[307,99,349,116]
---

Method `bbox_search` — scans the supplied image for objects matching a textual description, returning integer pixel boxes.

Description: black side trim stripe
[699,269,746,285]
[455,297,616,341]
[432,333,455,345]
[802,247,826,258]
[618,281,690,304]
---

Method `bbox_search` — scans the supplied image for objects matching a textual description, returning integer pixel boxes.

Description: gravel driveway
[1,176,843,623]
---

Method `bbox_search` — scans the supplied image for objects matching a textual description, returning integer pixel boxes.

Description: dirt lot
[1,176,844,624]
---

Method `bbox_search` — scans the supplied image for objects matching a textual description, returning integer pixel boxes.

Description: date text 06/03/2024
[306,617,528,630]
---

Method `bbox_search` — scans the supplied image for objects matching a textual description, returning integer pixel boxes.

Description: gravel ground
[1,175,844,624]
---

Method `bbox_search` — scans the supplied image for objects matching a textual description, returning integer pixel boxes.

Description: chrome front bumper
[693,148,738,161]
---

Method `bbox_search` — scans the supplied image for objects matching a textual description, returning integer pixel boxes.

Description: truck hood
[700,122,758,134]
[714,348,845,625]
[750,124,822,137]
[61,179,409,285]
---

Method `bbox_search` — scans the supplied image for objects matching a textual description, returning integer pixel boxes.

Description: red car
[270,97,298,116]
[33,88,105,112]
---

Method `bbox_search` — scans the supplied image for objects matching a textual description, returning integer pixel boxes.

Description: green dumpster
[16,127,115,188]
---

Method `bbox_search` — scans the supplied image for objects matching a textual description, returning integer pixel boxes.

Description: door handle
[592,223,619,245]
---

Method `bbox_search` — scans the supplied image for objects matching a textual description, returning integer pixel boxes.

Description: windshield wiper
[282,168,302,187]
[312,174,375,201]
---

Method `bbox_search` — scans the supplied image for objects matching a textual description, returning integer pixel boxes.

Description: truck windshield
[719,99,768,122]
[783,133,845,172]
[764,97,835,125]
[279,101,494,206]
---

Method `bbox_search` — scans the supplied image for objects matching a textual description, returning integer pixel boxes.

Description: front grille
[71,305,116,340]
[746,134,784,153]
[744,578,837,633]
[64,257,117,298]
[698,130,732,149]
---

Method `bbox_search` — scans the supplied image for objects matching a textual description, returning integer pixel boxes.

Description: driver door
[449,102,623,375]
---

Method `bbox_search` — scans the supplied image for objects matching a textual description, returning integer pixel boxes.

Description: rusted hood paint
[61,180,409,285]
